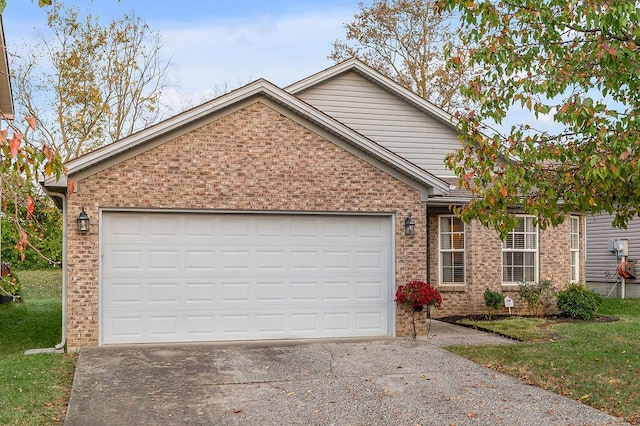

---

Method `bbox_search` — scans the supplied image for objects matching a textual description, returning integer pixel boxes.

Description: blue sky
[1,0,562,133]
[2,0,361,111]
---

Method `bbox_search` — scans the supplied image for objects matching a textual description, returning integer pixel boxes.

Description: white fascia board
[286,58,458,130]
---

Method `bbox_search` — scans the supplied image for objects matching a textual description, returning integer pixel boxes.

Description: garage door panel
[149,250,180,271]
[185,250,216,271]
[357,280,385,300]
[149,215,180,237]
[148,282,181,305]
[221,250,251,269]
[101,213,392,344]
[184,282,216,303]
[105,249,144,271]
[256,282,285,301]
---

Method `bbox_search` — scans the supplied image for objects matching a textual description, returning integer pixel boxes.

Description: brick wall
[65,100,427,347]
[428,213,581,319]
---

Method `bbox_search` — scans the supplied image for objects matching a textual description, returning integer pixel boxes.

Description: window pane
[524,266,535,282]
[504,233,514,249]
[524,217,535,232]
[513,233,525,249]
[513,267,524,282]
[453,252,464,266]
[440,217,450,233]
[442,253,452,267]
[452,217,464,233]
[441,234,451,250]
[452,233,464,249]
[453,267,464,282]
[443,268,453,282]
[526,233,537,249]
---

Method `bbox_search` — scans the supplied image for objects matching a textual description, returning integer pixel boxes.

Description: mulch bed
[438,313,619,324]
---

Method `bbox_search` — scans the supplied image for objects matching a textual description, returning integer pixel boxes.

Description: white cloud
[158,8,353,111]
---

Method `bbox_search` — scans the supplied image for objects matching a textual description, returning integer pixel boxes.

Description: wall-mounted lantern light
[404,212,416,236]
[76,207,90,233]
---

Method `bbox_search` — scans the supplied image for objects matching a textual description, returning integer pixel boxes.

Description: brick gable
[65,100,427,347]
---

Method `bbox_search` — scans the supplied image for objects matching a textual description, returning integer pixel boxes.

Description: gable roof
[0,16,15,120]
[286,58,457,130]
[43,75,451,197]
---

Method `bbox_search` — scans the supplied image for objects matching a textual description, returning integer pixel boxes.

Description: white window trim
[502,215,539,285]
[438,215,466,285]
[570,216,580,283]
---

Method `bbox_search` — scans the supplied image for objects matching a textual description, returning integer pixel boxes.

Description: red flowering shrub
[395,280,442,311]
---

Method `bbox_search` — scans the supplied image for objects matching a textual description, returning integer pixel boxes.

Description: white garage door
[100,212,392,344]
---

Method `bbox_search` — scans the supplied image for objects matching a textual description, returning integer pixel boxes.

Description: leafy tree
[437,0,640,236]
[331,0,475,112]
[0,0,51,15]
[13,4,170,162]
[1,174,62,270]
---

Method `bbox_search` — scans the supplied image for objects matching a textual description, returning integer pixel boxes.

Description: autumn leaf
[10,133,22,158]
[67,180,75,195]
[43,144,53,161]
[26,116,37,131]
[26,195,35,220]
[500,186,507,197]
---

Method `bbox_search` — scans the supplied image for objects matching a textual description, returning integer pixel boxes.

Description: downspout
[425,204,430,283]
[25,192,66,355]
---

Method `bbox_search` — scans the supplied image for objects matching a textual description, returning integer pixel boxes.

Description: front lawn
[447,298,640,424]
[0,270,76,425]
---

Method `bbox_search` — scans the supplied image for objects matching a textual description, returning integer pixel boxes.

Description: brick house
[43,59,584,349]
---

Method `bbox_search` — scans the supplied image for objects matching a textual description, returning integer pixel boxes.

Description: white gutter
[25,192,66,355]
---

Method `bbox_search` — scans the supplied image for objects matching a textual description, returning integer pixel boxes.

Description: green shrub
[556,283,603,320]
[0,271,21,299]
[517,279,556,317]
[483,288,504,319]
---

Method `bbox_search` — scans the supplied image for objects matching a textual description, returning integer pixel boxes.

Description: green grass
[458,317,556,341]
[448,298,640,424]
[0,270,76,425]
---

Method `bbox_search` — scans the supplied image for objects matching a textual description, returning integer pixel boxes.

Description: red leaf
[10,133,22,158]
[43,144,53,161]
[26,116,37,131]
[67,180,75,195]
[26,196,35,220]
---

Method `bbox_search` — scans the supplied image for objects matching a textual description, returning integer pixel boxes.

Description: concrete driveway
[64,321,627,425]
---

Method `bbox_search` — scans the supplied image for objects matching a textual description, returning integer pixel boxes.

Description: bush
[556,283,603,320]
[0,270,21,300]
[395,280,442,311]
[483,288,504,319]
[518,279,556,317]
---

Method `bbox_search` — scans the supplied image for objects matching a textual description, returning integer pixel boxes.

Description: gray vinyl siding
[294,72,460,178]
[585,214,640,283]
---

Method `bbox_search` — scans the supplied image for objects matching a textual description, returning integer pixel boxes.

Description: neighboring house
[585,215,639,297]
[43,59,583,349]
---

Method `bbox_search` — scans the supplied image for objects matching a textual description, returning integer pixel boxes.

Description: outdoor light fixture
[404,212,416,236]
[76,207,90,233]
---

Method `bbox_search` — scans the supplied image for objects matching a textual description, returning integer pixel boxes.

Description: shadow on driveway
[65,324,627,425]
